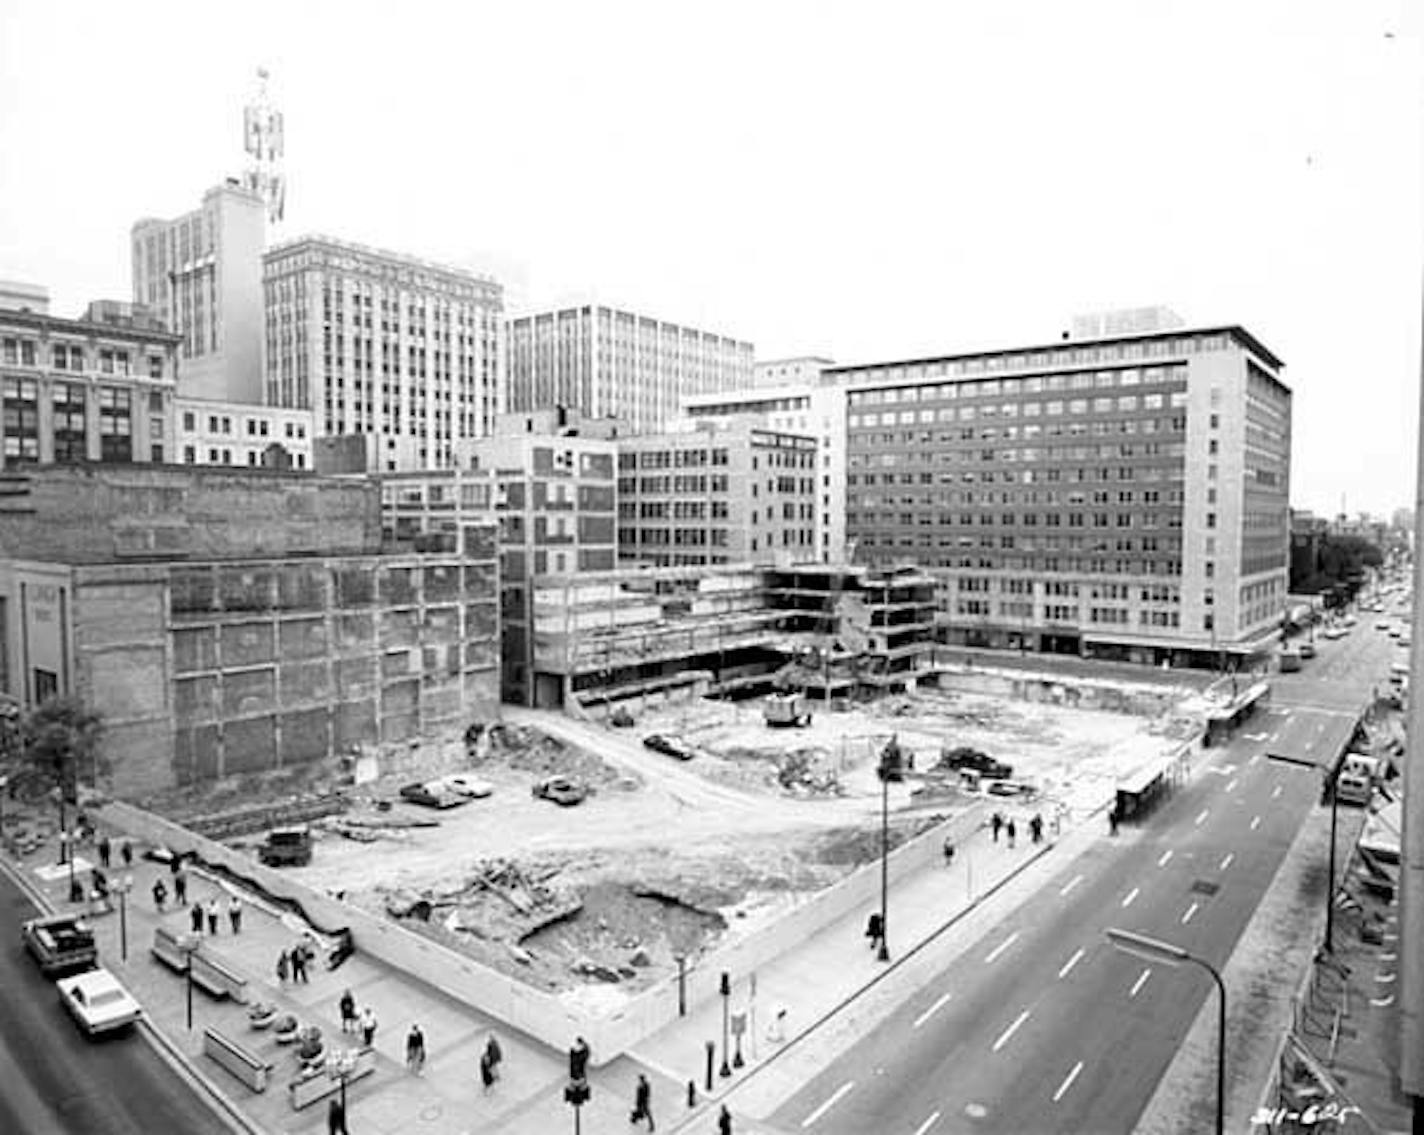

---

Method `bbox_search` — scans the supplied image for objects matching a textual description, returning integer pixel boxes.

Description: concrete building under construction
[529,562,937,712]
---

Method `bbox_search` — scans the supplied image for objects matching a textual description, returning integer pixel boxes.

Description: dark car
[532,776,589,807]
[942,747,1014,780]
[643,734,695,761]
[398,782,465,809]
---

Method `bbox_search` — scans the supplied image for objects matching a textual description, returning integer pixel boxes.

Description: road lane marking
[985,931,1020,964]
[1219,853,1234,871]
[1052,1061,1084,1102]
[1057,947,1085,979]
[801,1082,855,1128]
[913,1112,941,1135]
[1225,778,1238,793]
[1272,785,1282,799]
[1130,968,1152,998]
[1121,887,1140,908]
[1182,901,1199,924]
[913,992,953,1029]
[1195,808,1210,826]
[1157,850,1174,867]
[1060,874,1083,897]
[1251,815,1262,830]
[992,1010,1031,1052]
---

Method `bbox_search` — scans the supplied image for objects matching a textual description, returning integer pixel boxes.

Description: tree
[20,695,104,803]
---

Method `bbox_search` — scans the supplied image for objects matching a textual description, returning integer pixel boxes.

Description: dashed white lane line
[1225,778,1238,793]
[1052,1061,1084,1102]
[1195,809,1210,826]
[992,1010,1031,1052]
[1251,815,1262,830]
[1182,901,1199,924]
[1157,849,1174,867]
[912,1112,941,1135]
[1130,968,1152,998]
[1272,785,1283,799]
[1219,853,1234,872]
[1121,887,1140,908]
[1060,874,1083,897]
[985,931,1021,964]
[801,1082,855,1128]
[1057,947,1085,979]
[913,992,953,1029]
[1248,753,1261,766]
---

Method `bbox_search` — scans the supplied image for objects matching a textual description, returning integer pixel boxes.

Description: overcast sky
[1,0,1419,518]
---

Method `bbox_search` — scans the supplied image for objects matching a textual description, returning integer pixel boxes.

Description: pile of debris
[482,724,629,789]
[383,857,580,945]
[776,749,843,796]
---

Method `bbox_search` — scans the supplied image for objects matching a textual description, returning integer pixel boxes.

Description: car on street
[398,782,466,809]
[22,913,98,977]
[532,776,589,806]
[941,747,1014,780]
[436,773,495,799]
[58,968,142,1036]
[642,734,696,760]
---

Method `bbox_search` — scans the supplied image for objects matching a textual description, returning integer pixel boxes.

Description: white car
[58,968,142,1036]
[438,773,495,799]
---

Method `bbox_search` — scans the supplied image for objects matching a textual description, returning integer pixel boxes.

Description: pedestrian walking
[942,837,955,867]
[327,1095,350,1135]
[479,1049,495,1090]
[717,1104,733,1134]
[120,838,133,866]
[152,878,168,911]
[484,1033,503,1080]
[173,865,188,906]
[228,895,243,933]
[360,1006,377,1047]
[1109,807,1120,837]
[98,835,112,868]
[1006,819,1017,849]
[339,989,357,1033]
[406,1024,426,1074]
[990,812,1003,842]
[169,853,182,876]
[570,1036,591,1080]
[277,949,291,984]
[206,897,220,935]
[630,1072,655,1130]
[864,911,884,951]
[190,900,204,934]
[1029,813,1044,844]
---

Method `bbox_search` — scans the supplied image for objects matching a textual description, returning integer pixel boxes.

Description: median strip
[992,1009,1031,1052]
[801,1081,855,1128]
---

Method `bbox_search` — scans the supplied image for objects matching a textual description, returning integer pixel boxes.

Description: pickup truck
[22,913,99,977]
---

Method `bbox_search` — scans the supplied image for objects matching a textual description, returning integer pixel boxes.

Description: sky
[1,0,1419,519]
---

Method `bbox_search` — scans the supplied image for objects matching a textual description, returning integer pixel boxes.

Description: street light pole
[116,874,133,961]
[1107,929,1226,1135]
[878,764,890,962]
[718,971,732,1078]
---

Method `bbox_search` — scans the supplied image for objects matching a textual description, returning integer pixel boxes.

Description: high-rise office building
[506,305,753,434]
[131,181,266,403]
[263,235,505,472]
[836,324,1290,665]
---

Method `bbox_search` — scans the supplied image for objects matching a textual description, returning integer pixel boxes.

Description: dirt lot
[146,684,1199,1010]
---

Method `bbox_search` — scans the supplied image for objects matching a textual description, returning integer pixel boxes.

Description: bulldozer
[764,691,813,728]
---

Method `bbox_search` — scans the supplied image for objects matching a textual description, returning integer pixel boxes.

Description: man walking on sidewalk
[190,900,204,934]
[717,1104,733,1134]
[206,897,221,935]
[173,865,188,906]
[990,812,1003,842]
[1005,818,1017,849]
[630,1072,655,1130]
[406,1023,426,1074]
[228,895,243,933]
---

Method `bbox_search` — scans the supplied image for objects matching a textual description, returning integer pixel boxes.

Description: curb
[0,847,261,1135]
[665,835,1062,1132]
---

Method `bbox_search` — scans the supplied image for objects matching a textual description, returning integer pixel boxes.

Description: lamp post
[115,873,134,961]
[180,937,200,1030]
[1267,752,1340,952]
[876,737,904,963]
[718,971,732,1078]
[1107,929,1226,1135]
[0,773,9,840]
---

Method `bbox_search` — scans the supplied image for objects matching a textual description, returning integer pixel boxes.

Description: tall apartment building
[0,290,179,468]
[506,304,753,434]
[836,325,1290,665]
[264,235,504,472]
[175,396,315,470]
[617,420,817,569]
[684,383,847,564]
[131,181,266,403]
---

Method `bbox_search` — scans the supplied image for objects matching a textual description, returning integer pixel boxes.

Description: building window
[97,386,133,462]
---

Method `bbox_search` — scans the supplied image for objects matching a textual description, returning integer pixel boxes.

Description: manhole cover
[1191,879,1220,896]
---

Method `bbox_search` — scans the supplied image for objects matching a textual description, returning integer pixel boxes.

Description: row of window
[179,411,308,440]
[3,337,164,378]
[849,389,1187,428]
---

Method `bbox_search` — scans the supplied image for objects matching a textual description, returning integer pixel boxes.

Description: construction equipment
[764,692,813,728]
[258,825,313,867]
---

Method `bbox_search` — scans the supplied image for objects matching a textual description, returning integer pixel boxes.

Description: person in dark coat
[152,878,167,911]
[484,1033,502,1079]
[190,900,204,934]
[1005,818,1017,849]
[630,1072,655,1130]
[479,1049,495,1091]
[990,812,1004,842]
[173,866,188,906]
[120,838,133,866]
[327,1095,349,1135]
[98,835,112,868]
[717,1104,733,1134]
[339,989,357,1033]
[405,1024,425,1074]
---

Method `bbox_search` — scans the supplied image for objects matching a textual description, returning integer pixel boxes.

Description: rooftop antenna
[243,67,286,224]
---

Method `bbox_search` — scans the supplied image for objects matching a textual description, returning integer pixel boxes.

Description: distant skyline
[0,0,1419,517]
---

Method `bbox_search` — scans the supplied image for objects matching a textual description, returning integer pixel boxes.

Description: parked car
[58,968,142,1036]
[941,746,1013,780]
[532,776,589,806]
[398,782,466,809]
[643,734,695,761]
[1299,641,1317,659]
[987,779,1038,798]
[438,774,495,799]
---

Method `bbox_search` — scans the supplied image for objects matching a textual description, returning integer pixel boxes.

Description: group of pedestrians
[478,1032,503,1088]
[336,988,378,1046]
[989,810,1046,847]
[95,834,133,869]
[277,939,317,984]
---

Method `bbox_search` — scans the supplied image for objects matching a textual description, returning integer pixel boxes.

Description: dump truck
[258,825,313,867]
[764,692,813,728]
[22,912,98,977]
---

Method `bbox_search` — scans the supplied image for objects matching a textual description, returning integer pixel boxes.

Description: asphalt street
[0,868,231,1135]
[773,623,1394,1135]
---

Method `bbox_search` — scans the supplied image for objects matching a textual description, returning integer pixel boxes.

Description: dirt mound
[483,723,633,789]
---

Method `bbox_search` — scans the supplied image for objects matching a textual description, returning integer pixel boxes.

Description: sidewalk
[6,794,1109,1135]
